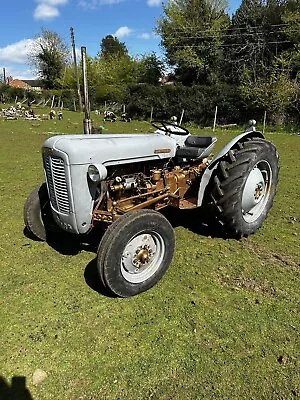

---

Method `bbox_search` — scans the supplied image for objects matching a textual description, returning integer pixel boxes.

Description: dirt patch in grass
[245,239,300,271]
[216,275,278,297]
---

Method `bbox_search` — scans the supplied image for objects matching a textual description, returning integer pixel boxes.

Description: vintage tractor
[24,120,279,297]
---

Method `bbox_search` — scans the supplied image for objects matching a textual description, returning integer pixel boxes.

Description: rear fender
[197,131,264,207]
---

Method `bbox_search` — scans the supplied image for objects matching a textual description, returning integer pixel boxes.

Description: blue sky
[0,0,241,80]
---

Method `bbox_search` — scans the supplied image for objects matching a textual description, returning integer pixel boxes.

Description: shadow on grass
[23,226,101,255]
[0,376,33,400]
[23,207,224,298]
[24,226,113,297]
[24,206,222,256]
[84,258,117,298]
[161,206,224,238]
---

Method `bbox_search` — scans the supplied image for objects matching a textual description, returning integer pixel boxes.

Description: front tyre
[210,138,279,238]
[97,210,175,297]
[24,182,58,241]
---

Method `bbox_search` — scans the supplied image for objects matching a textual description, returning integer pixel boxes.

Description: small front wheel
[97,210,175,297]
[24,182,59,241]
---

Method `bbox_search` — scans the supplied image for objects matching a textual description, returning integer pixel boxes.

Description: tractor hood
[42,133,176,166]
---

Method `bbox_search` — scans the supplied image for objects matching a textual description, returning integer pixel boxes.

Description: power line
[162,30,299,40]
[169,40,294,48]
[163,23,291,34]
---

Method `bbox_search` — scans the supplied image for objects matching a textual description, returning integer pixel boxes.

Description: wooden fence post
[150,106,153,122]
[213,106,218,132]
[263,111,267,134]
[179,109,185,125]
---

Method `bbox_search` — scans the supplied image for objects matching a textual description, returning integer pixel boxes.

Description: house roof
[7,76,43,90]
[22,80,42,88]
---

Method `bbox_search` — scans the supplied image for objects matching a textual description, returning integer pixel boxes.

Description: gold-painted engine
[93,160,208,223]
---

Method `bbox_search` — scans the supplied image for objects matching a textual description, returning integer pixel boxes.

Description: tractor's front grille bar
[43,155,70,214]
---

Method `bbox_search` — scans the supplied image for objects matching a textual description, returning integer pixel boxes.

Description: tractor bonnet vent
[43,155,70,214]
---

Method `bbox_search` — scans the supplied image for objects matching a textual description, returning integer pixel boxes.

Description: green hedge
[1,82,298,125]
[125,83,251,126]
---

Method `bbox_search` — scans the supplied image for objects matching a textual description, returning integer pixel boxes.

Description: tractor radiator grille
[43,155,70,214]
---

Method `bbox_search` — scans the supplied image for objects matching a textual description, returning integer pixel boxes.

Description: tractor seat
[175,136,217,159]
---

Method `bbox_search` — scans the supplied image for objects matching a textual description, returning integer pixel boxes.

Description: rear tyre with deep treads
[97,210,175,297]
[208,138,279,238]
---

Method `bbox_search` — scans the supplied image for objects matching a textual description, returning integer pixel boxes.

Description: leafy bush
[43,89,76,110]
[125,84,167,119]
[125,83,246,126]
[0,85,42,105]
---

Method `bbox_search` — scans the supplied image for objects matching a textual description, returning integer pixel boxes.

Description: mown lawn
[0,108,299,400]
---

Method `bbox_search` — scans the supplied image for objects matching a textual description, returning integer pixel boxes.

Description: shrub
[125,83,246,126]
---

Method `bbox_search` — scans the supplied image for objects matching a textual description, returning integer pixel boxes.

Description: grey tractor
[24,120,279,297]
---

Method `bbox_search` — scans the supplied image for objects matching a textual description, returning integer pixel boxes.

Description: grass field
[0,108,299,400]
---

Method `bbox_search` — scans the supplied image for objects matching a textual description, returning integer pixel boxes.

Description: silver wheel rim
[242,160,272,223]
[121,232,165,284]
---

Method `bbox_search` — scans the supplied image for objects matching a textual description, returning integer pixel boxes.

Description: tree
[100,35,128,59]
[138,53,164,85]
[278,4,300,121]
[85,54,140,104]
[281,3,300,78]
[239,59,296,124]
[226,0,300,124]
[29,29,70,89]
[156,0,229,85]
[224,0,298,84]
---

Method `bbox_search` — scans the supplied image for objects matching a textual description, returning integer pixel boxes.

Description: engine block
[93,161,208,224]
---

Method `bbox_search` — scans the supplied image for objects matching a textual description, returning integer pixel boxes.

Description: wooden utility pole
[70,27,83,112]
[81,46,92,134]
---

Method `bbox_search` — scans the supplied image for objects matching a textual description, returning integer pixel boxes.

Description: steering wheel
[151,120,189,136]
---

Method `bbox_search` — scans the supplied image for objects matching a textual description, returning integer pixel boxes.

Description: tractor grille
[43,155,71,214]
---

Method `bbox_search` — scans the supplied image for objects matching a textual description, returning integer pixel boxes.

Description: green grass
[0,109,299,399]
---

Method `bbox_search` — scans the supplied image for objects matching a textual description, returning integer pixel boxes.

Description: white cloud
[114,26,133,38]
[0,39,38,64]
[33,0,68,20]
[34,4,59,19]
[79,0,125,8]
[18,70,38,80]
[137,33,151,40]
[147,0,161,6]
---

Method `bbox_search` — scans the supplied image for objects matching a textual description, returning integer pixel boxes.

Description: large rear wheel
[209,138,279,238]
[97,210,175,297]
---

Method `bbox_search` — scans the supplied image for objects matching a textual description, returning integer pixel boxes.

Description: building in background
[7,76,42,91]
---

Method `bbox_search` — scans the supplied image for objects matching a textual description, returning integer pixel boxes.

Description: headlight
[88,164,101,182]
